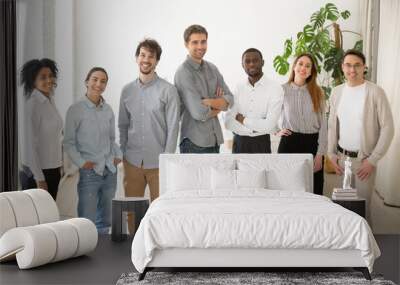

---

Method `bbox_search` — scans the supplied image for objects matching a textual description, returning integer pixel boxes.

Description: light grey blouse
[22,89,63,181]
[280,82,327,155]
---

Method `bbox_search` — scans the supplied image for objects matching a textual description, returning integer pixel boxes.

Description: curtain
[375,0,400,207]
[360,0,373,80]
[0,0,18,192]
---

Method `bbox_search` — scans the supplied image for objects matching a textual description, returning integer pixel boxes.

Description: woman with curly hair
[20,58,63,200]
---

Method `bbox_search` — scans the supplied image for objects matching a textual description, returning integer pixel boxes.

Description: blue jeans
[179,138,220,153]
[78,168,117,234]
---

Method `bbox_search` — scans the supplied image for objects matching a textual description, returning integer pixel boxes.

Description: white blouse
[21,89,63,181]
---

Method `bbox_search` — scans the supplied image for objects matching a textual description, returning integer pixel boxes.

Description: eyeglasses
[343,63,364,70]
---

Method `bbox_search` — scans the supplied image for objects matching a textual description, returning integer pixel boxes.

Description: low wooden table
[332,198,366,218]
[111,197,149,242]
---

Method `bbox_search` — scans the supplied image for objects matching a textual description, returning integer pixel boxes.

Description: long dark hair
[20,58,58,96]
[288,53,324,113]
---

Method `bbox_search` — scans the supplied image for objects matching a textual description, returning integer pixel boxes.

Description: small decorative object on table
[342,156,353,190]
[332,156,365,217]
[332,156,358,200]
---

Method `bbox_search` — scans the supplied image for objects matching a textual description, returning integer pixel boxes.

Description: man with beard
[119,39,180,234]
[175,24,233,153]
[225,48,283,153]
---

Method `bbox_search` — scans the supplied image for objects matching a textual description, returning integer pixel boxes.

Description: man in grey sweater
[175,24,233,153]
[328,49,394,223]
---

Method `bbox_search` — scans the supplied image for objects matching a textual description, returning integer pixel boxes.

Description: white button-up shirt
[224,75,283,137]
[21,89,63,181]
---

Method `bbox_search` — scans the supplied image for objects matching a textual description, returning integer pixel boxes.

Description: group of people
[20,24,394,233]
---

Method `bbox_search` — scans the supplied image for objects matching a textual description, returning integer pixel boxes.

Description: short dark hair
[20,58,58,96]
[85,67,108,83]
[135,38,162,61]
[242,48,263,60]
[342,49,366,64]
[184,24,208,43]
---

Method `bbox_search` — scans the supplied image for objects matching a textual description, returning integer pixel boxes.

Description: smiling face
[136,47,158,75]
[34,67,56,96]
[342,54,365,84]
[293,55,313,82]
[86,71,108,97]
[242,51,264,78]
[185,33,207,63]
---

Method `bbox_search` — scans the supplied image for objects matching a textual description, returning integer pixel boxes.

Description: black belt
[337,145,358,158]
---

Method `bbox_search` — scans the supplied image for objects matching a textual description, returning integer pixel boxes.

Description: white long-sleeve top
[224,75,283,136]
[21,89,63,181]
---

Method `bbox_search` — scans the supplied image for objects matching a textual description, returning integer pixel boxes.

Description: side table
[332,198,366,218]
[111,197,149,241]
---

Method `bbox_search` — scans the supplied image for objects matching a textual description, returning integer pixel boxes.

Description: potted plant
[273,2,362,99]
[272,2,363,172]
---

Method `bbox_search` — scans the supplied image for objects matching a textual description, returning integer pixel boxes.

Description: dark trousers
[233,134,271,154]
[180,138,220,153]
[278,131,324,195]
[20,166,61,200]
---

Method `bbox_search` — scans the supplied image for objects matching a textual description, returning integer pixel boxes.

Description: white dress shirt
[224,75,283,136]
[337,83,366,151]
[22,89,63,181]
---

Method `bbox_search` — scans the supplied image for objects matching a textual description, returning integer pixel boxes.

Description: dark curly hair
[135,38,162,61]
[20,58,58,96]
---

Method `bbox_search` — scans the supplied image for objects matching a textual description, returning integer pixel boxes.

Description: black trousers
[20,166,61,200]
[233,134,271,154]
[278,131,324,195]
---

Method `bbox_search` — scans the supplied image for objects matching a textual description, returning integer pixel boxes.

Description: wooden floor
[0,235,398,285]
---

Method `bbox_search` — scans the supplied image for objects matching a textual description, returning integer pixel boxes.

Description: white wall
[17,0,362,134]
[53,0,74,120]
[72,0,361,145]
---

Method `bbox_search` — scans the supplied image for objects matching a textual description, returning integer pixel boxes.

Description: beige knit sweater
[327,81,394,166]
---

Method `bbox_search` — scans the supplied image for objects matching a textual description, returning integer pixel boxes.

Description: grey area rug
[116,271,396,285]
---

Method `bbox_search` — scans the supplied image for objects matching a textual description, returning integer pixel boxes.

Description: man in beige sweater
[328,49,394,223]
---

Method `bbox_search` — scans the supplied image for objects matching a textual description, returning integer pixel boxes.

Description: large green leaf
[310,8,326,30]
[315,29,331,53]
[324,47,344,83]
[295,38,308,55]
[297,31,304,40]
[324,57,336,72]
[325,3,339,21]
[353,40,363,51]
[283,38,293,58]
[303,24,314,41]
[341,10,351,19]
[313,51,324,66]
[273,55,290,75]
[308,40,319,53]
